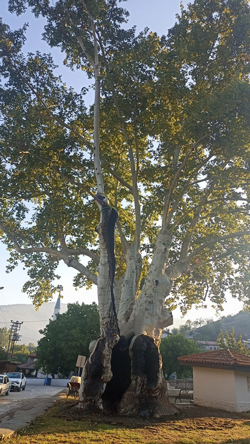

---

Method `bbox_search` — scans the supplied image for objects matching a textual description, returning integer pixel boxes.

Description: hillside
[194,311,250,341]
[0,303,68,345]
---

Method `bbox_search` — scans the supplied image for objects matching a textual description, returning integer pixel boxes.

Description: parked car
[7,372,26,392]
[0,375,11,396]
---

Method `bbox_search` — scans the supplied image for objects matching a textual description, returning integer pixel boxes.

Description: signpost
[76,355,86,376]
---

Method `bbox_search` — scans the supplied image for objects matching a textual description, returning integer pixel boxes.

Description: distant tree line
[172,311,250,341]
[172,318,214,339]
[0,326,36,363]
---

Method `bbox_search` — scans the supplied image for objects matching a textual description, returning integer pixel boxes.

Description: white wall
[193,367,237,412]
[27,378,69,387]
[234,371,250,412]
[194,367,250,412]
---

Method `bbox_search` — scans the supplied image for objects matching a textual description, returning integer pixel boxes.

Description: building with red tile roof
[178,349,250,371]
[178,349,250,412]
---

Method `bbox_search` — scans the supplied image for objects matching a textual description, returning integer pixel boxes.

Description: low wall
[168,379,193,390]
[26,378,70,387]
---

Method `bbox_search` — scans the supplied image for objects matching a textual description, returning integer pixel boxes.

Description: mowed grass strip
[12,399,250,444]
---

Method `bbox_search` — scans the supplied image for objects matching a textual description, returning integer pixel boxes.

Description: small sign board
[76,355,86,368]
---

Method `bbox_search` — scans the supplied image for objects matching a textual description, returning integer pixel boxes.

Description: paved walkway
[0,386,66,439]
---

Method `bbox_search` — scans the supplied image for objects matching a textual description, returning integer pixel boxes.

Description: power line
[21,336,39,341]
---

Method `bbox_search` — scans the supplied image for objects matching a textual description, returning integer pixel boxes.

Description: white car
[0,375,11,396]
[7,372,26,392]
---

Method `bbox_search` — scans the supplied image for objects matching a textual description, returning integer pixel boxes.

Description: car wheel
[22,384,26,391]
[17,387,21,392]
[5,389,10,396]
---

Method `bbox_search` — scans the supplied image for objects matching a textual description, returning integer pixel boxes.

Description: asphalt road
[0,384,66,439]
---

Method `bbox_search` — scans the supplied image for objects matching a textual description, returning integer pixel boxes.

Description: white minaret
[52,293,62,321]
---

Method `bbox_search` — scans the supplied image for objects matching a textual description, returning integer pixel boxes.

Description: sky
[0,0,245,328]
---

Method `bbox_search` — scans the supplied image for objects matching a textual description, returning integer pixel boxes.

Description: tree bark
[80,331,176,417]
[79,227,175,417]
[118,334,176,418]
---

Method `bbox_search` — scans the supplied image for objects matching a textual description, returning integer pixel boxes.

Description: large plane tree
[1,0,250,417]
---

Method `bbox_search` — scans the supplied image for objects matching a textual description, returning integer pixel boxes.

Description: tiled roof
[178,349,250,370]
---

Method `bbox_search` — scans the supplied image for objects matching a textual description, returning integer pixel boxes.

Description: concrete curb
[0,389,67,440]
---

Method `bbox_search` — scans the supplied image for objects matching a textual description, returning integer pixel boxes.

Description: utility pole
[7,321,23,357]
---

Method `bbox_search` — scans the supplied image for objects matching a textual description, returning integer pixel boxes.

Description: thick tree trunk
[118,334,176,418]
[79,330,176,417]
[80,278,176,418]
[79,224,175,417]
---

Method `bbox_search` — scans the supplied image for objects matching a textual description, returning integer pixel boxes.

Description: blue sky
[0,0,244,326]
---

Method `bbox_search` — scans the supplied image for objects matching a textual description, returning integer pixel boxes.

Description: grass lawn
[11,397,250,444]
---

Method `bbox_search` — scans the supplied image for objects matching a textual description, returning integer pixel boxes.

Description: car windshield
[7,373,21,378]
[0,377,3,383]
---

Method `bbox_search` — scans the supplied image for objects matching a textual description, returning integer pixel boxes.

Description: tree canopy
[0,327,10,350]
[160,334,201,379]
[36,303,100,377]
[1,0,250,313]
[216,327,250,355]
[11,343,36,364]
[172,318,214,338]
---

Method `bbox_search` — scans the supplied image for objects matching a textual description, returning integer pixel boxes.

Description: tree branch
[162,135,208,232]
[66,257,97,285]
[7,29,133,197]
[103,161,133,192]
[96,36,141,247]
[178,183,216,261]
[111,91,141,248]
[188,230,250,260]
[116,219,130,256]
[191,244,250,270]
[78,0,104,194]
[65,3,95,68]
[168,154,214,226]
[199,208,249,220]
[0,221,98,284]
[63,247,100,264]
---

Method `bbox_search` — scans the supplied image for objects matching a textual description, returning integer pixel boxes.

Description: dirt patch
[53,399,250,429]
[178,404,250,420]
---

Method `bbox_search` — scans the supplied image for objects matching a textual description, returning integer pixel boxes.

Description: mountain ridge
[194,310,250,341]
